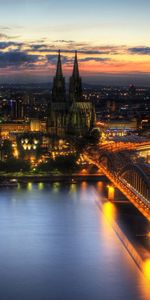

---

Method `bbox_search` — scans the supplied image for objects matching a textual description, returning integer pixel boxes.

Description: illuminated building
[0,122,30,139]
[30,118,46,132]
[48,138,76,159]
[10,99,24,119]
[47,50,96,137]
[0,119,47,140]
[16,133,42,161]
[97,118,137,139]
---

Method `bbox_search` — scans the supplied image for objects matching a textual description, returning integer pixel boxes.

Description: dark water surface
[0,182,150,300]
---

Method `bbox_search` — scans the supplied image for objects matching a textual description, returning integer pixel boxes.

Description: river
[0,181,149,300]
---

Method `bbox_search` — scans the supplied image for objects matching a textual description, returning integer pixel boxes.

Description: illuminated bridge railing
[84,154,150,221]
[121,179,150,206]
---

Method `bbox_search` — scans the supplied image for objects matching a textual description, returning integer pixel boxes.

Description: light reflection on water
[38,182,44,191]
[27,182,33,191]
[52,182,61,193]
[0,181,149,300]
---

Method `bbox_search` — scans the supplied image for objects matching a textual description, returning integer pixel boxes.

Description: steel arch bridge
[84,149,150,221]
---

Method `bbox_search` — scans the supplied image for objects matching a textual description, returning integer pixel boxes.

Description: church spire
[69,51,82,102]
[52,50,66,102]
[56,50,63,77]
[72,50,79,78]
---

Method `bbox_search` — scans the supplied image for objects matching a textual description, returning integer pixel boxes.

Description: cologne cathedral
[47,50,96,137]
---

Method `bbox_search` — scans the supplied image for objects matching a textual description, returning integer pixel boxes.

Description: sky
[0,0,150,85]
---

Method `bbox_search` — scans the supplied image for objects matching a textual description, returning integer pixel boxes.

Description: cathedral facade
[47,50,96,137]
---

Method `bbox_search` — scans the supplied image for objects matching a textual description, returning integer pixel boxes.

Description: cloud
[0,41,22,50]
[0,51,39,68]
[27,41,124,55]
[46,54,70,65]
[30,44,47,51]
[0,37,126,57]
[0,33,9,40]
[77,50,110,55]
[54,40,75,43]
[46,54,111,65]
[0,37,149,81]
[128,47,150,55]
[0,31,20,40]
[0,26,11,31]
[29,46,113,55]
[79,57,111,62]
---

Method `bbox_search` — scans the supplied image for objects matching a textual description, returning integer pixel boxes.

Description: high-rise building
[10,99,24,119]
[47,51,96,137]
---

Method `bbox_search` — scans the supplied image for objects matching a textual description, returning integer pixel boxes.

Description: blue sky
[0,0,150,85]
[0,0,149,43]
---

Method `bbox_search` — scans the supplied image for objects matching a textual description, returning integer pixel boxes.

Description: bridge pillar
[107,185,115,201]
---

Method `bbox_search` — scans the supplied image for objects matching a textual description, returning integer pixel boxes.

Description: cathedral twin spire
[52,50,82,102]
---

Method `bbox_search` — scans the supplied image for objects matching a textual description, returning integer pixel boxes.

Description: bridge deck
[84,154,150,222]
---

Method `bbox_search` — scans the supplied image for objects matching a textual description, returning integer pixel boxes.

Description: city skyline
[0,0,150,85]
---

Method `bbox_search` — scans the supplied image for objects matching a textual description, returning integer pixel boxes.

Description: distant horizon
[0,73,150,88]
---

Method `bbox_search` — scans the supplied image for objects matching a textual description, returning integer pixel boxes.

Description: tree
[54,154,78,173]
[0,161,6,172]
[2,140,13,159]
[4,159,30,173]
[90,128,101,144]
[37,159,54,172]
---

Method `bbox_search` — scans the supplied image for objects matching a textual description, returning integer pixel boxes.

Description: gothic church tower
[52,50,66,102]
[69,51,82,102]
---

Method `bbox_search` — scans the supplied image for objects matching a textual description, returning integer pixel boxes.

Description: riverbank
[0,173,107,184]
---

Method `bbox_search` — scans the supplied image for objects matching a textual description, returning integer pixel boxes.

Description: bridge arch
[119,164,150,201]
[99,153,116,172]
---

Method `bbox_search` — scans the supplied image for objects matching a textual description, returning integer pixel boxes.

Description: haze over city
[0,0,150,85]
